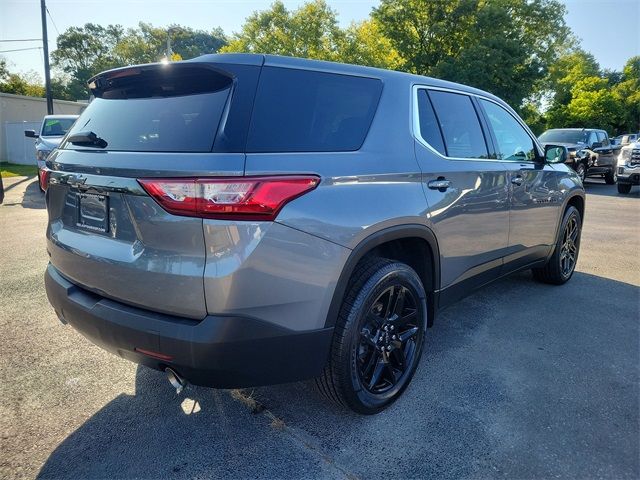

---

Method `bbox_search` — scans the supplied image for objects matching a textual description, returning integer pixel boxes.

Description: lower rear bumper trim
[45,264,333,388]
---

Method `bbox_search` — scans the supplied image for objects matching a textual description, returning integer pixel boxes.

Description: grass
[0,163,38,178]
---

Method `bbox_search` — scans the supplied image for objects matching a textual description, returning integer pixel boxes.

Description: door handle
[511,175,524,186]
[427,178,451,190]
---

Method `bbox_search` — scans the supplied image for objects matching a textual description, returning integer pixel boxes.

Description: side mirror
[544,144,568,164]
[591,142,603,149]
[24,130,38,138]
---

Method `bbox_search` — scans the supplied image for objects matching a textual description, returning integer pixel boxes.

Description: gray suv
[43,54,585,414]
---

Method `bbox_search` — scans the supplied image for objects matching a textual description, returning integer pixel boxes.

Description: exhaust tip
[165,367,187,395]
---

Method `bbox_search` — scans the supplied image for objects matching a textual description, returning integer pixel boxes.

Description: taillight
[138,176,320,221]
[39,168,50,192]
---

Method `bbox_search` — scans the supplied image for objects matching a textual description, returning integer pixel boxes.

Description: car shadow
[0,177,45,209]
[583,178,639,198]
[36,271,640,479]
[21,179,46,209]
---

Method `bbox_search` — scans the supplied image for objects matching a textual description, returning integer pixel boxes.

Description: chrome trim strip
[411,84,543,164]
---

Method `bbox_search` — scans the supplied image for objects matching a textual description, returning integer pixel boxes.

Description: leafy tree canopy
[220,1,402,69]
[373,0,571,107]
[50,22,227,100]
[2,1,637,134]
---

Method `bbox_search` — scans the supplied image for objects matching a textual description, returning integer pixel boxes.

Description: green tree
[51,23,125,99]
[115,23,226,64]
[373,0,571,108]
[562,77,622,132]
[613,56,640,132]
[544,49,601,129]
[221,1,342,59]
[337,20,403,69]
[0,63,45,97]
[221,1,401,69]
[520,103,546,135]
[52,23,227,100]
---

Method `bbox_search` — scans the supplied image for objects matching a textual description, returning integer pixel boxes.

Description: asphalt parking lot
[1,176,638,479]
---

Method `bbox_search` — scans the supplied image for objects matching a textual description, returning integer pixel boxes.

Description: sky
[1,0,639,79]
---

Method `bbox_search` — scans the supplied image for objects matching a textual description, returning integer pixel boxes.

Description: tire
[604,168,617,185]
[575,163,586,183]
[532,206,582,285]
[316,258,427,414]
[617,183,632,194]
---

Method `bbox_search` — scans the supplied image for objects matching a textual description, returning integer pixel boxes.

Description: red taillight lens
[138,176,320,221]
[39,168,50,192]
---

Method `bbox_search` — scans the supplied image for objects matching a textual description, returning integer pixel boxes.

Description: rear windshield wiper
[67,131,108,148]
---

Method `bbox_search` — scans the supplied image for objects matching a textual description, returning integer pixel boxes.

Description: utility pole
[166,33,173,60]
[40,0,53,114]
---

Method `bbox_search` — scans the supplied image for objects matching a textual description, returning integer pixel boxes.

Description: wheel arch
[547,191,585,262]
[566,193,585,222]
[324,224,440,329]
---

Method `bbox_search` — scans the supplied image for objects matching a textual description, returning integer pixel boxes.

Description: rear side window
[246,67,382,152]
[425,90,489,159]
[416,89,446,155]
[64,66,232,152]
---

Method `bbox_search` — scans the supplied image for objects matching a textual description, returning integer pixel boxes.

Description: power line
[46,7,60,36]
[0,47,43,53]
[0,38,42,42]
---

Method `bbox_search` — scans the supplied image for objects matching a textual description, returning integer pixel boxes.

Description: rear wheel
[533,206,582,285]
[617,183,632,194]
[604,168,617,185]
[316,258,427,414]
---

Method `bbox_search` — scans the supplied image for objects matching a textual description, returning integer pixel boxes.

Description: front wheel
[617,183,632,194]
[575,163,586,183]
[316,258,427,414]
[533,206,582,285]
[604,168,617,185]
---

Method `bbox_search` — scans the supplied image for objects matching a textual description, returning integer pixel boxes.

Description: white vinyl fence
[5,122,40,165]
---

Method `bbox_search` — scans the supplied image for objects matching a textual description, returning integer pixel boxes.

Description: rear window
[246,67,382,152]
[64,66,232,152]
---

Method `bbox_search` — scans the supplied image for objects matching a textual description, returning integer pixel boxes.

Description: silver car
[43,54,585,414]
[25,115,78,191]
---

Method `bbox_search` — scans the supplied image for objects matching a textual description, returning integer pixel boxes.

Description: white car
[25,115,79,191]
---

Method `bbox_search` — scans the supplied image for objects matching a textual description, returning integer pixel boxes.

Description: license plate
[77,193,109,233]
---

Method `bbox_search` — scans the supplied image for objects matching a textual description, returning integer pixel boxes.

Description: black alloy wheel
[317,258,427,414]
[559,213,579,279]
[357,284,421,394]
[533,206,582,285]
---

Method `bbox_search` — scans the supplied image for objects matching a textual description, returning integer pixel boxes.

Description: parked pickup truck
[539,128,621,184]
[616,141,640,194]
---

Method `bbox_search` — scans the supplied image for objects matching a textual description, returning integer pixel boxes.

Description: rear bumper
[45,264,333,388]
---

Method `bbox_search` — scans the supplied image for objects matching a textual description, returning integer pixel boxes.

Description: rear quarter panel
[245,73,431,249]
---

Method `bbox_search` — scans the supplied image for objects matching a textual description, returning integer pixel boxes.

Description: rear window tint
[416,89,446,155]
[64,66,232,152]
[427,91,489,159]
[246,67,382,152]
